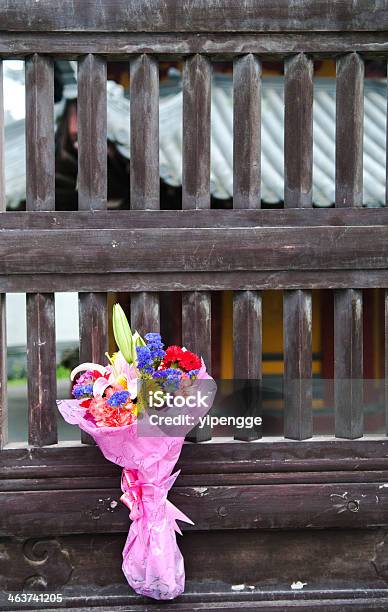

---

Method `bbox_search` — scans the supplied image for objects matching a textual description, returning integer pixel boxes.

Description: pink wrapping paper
[57,399,193,600]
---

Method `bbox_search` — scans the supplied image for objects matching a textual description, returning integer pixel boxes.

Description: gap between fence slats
[77,54,108,444]
[283,53,313,440]
[334,53,364,440]
[232,54,262,441]
[385,290,388,436]
[25,54,57,446]
[129,54,161,341]
[182,54,212,442]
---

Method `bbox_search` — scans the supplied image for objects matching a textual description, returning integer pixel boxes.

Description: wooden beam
[25,54,57,447]
[1,1,387,33]
[182,54,212,442]
[130,292,160,335]
[182,55,211,210]
[0,32,388,57]
[334,53,364,440]
[77,54,108,445]
[283,53,313,440]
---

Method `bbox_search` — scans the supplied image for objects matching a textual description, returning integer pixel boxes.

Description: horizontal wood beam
[2,439,388,479]
[1,225,388,275]
[1,1,387,32]
[0,32,388,57]
[1,270,388,293]
[3,208,388,230]
[1,481,388,536]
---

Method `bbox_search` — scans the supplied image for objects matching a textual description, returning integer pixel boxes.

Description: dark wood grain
[335,53,364,208]
[3,208,388,231]
[24,54,57,447]
[130,292,160,335]
[77,54,107,211]
[233,291,262,441]
[2,225,388,275]
[0,61,6,450]
[284,53,313,208]
[77,55,108,444]
[233,54,261,209]
[334,53,364,440]
[130,54,159,210]
[1,31,388,57]
[284,290,312,440]
[25,54,55,211]
[26,293,57,446]
[182,291,212,442]
[182,54,211,210]
[2,481,388,537]
[1,1,387,32]
[334,289,363,439]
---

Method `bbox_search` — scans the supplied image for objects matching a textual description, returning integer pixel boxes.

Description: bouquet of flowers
[57,304,216,600]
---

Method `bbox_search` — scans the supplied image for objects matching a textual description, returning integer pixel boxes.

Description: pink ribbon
[120,468,194,535]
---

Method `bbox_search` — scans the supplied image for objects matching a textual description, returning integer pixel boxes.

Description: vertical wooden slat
[182,55,212,442]
[130,54,159,210]
[182,54,211,210]
[129,55,160,342]
[283,54,313,440]
[233,54,261,209]
[335,53,364,439]
[77,54,108,444]
[25,55,57,446]
[233,55,262,441]
[233,291,262,441]
[0,60,6,449]
[386,60,388,208]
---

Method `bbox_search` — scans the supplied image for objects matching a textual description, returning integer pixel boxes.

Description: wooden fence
[1,2,388,609]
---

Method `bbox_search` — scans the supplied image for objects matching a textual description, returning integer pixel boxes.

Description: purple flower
[136,346,154,374]
[145,332,165,360]
[72,383,94,399]
[107,391,131,407]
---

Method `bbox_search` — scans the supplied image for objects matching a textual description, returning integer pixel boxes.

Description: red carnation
[178,350,201,372]
[163,345,184,367]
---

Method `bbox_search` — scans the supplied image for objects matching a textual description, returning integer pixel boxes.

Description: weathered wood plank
[336,53,364,208]
[3,269,388,294]
[1,32,388,57]
[1,481,388,537]
[182,55,211,210]
[283,54,313,440]
[233,54,261,209]
[233,291,262,441]
[130,54,159,210]
[25,54,55,211]
[77,54,107,211]
[334,53,364,440]
[284,53,313,208]
[25,54,57,447]
[77,55,108,444]
[283,291,312,440]
[334,289,363,439]
[129,55,160,339]
[182,291,212,442]
[2,226,387,274]
[3,439,388,478]
[1,1,387,32]
[3,208,388,231]
[26,293,57,446]
[0,61,6,450]
[130,292,160,335]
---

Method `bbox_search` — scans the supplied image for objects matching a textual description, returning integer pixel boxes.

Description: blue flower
[153,368,182,391]
[136,346,154,374]
[72,383,94,399]
[107,391,131,407]
[188,369,199,378]
[145,332,165,360]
